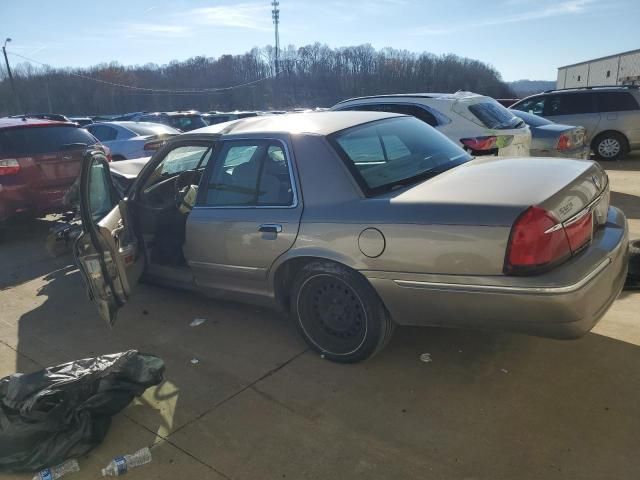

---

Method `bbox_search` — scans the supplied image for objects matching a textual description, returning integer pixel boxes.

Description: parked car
[69,117,93,127]
[496,99,520,108]
[111,112,148,121]
[202,111,260,125]
[85,122,179,160]
[9,113,72,123]
[510,86,640,160]
[0,117,105,223]
[332,91,531,157]
[126,111,207,132]
[511,110,589,159]
[74,111,627,363]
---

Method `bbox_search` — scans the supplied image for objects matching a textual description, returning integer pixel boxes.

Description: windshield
[167,115,207,131]
[467,101,524,130]
[331,117,470,195]
[124,122,179,136]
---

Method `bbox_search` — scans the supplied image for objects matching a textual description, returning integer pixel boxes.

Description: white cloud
[413,0,594,35]
[125,23,192,38]
[184,3,272,31]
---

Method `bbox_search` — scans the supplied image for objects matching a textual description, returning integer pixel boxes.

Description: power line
[6,50,280,93]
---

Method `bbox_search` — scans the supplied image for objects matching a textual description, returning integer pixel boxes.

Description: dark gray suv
[511,86,640,160]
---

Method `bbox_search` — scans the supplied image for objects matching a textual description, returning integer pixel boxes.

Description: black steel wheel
[291,261,395,363]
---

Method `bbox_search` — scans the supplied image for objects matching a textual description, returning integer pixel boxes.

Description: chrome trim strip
[544,190,605,234]
[393,257,611,294]
[192,136,300,210]
[188,260,264,273]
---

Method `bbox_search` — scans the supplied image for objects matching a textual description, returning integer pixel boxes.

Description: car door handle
[258,223,282,233]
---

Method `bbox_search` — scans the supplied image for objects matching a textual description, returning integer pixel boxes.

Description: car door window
[205,141,294,206]
[88,125,118,142]
[343,103,440,127]
[87,157,117,223]
[597,92,640,112]
[515,96,546,116]
[545,93,597,116]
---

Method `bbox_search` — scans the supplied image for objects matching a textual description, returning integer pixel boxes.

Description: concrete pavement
[1,155,639,480]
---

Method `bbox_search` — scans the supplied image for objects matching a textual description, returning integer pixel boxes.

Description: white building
[557,48,640,89]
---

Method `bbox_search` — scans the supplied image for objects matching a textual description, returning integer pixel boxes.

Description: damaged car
[75,112,629,363]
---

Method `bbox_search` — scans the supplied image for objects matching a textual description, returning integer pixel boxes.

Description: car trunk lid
[390,157,608,226]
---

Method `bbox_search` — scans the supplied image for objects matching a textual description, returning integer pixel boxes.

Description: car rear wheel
[291,261,395,363]
[593,132,627,160]
[629,239,640,281]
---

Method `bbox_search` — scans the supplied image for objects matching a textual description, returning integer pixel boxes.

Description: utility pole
[271,1,280,75]
[2,38,22,114]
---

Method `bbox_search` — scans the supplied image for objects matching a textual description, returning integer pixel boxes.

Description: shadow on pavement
[610,191,640,220]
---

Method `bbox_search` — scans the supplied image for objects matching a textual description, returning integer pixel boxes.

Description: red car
[0,117,105,222]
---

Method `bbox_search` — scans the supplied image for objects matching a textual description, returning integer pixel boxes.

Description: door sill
[143,262,196,291]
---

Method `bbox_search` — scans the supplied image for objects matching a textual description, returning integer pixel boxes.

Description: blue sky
[1,0,638,81]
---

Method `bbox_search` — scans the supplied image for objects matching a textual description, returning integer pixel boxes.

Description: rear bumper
[366,207,629,339]
[0,183,69,222]
[530,146,591,159]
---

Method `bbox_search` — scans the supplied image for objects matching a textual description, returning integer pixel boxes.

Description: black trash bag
[0,350,164,473]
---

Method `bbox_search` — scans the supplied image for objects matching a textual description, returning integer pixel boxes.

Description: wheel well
[112,154,126,161]
[273,257,352,311]
[590,130,629,151]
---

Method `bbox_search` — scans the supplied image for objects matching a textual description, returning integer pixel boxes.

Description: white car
[332,91,531,157]
[85,121,179,160]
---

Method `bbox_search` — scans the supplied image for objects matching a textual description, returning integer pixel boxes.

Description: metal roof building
[557,48,640,89]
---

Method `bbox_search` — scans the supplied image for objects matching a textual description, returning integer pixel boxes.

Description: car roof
[182,111,403,137]
[90,121,171,128]
[0,117,75,129]
[144,111,201,117]
[335,91,485,105]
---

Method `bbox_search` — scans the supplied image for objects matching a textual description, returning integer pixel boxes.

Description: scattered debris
[500,368,509,374]
[102,447,152,477]
[32,459,80,480]
[0,351,164,474]
[320,354,326,359]
[190,358,200,365]
[420,353,432,363]
[189,318,206,327]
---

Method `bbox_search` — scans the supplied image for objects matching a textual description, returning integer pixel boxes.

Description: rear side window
[0,126,97,155]
[88,125,118,142]
[544,93,598,115]
[205,141,294,207]
[467,101,521,129]
[597,92,640,112]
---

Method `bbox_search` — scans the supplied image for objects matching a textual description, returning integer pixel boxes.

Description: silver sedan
[75,112,629,363]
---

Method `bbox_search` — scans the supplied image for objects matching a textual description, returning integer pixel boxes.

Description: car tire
[291,261,395,363]
[593,132,628,161]
[629,239,640,280]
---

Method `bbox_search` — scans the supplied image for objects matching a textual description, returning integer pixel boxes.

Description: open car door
[74,150,145,326]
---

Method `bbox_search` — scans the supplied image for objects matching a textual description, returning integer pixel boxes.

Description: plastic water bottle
[32,459,80,480]
[101,447,152,477]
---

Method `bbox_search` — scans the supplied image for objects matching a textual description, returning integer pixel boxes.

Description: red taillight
[460,136,497,151]
[505,206,571,274]
[0,159,21,176]
[144,140,164,151]
[564,210,593,253]
[557,133,572,151]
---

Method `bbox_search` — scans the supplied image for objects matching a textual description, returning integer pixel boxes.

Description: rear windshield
[330,117,470,195]
[0,126,97,155]
[468,101,523,129]
[167,115,207,131]
[125,123,180,136]
[510,110,553,127]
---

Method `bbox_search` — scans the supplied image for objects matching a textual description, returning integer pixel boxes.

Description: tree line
[0,43,514,116]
